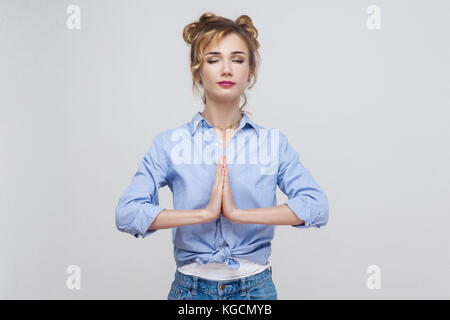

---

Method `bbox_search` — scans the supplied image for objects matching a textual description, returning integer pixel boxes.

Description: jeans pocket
[168,283,192,300]
[246,279,277,300]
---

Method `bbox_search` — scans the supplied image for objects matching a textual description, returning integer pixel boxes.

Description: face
[195,33,252,102]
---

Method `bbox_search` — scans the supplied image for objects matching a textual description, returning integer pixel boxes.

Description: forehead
[204,33,248,53]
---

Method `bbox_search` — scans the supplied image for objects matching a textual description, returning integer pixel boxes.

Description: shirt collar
[189,111,259,137]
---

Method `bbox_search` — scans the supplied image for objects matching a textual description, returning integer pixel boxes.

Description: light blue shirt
[115,111,329,270]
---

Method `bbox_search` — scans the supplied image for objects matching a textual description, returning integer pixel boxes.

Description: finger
[223,168,229,190]
[214,166,223,192]
[223,155,227,167]
[218,167,225,191]
[212,161,221,189]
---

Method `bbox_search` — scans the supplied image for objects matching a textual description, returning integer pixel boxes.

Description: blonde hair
[183,12,260,116]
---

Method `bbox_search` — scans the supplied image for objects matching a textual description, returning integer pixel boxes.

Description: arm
[116,134,223,238]
[147,208,212,230]
[116,134,208,238]
[232,205,305,226]
[229,130,329,229]
[273,131,329,229]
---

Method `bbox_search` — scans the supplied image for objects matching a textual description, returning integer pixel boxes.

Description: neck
[201,101,243,129]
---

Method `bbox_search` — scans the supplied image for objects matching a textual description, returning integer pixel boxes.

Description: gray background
[1,0,449,299]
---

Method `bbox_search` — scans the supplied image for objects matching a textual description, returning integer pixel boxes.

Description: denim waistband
[173,266,273,296]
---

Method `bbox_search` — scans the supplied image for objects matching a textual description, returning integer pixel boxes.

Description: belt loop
[240,276,247,297]
[191,276,198,295]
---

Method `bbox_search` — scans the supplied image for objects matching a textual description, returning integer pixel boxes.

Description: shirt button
[216,246,221,250]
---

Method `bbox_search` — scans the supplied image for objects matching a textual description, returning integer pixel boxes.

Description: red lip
[218,81,236,85]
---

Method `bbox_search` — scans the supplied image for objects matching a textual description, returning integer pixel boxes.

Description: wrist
[201,208,215,223]
[232,208,246,224]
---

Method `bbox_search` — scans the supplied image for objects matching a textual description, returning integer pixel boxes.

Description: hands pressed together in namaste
[204,155,239,223]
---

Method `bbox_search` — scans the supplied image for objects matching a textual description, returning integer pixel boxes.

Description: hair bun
[182,22,199,45]
[183,12,218,46]
[235,15,259,49]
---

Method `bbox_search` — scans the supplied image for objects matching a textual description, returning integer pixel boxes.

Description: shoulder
[146,121,192,152]
[253,122,289,145]
[254,123,294,159]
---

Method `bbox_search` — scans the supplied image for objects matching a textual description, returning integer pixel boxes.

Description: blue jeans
[167,266,277,300]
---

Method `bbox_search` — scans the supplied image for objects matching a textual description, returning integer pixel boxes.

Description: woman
[115,12,329,300]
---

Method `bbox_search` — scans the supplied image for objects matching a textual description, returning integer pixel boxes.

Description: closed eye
[207,60,244,64]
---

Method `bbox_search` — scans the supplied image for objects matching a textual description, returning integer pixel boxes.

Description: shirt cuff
[284,198,313,229]
[134,205,166,238]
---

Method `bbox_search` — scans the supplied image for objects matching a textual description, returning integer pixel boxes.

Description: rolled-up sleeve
[277,131,329,229]
[115,133,169,238]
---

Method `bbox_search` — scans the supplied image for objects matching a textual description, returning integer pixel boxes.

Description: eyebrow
[205,51,246,56]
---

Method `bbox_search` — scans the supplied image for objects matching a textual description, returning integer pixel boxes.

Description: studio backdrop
[1,0,449,299]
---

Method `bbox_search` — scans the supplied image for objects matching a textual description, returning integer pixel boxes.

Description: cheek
[239,71,251,86]
[202,69,217,82]
[239,66,251,80]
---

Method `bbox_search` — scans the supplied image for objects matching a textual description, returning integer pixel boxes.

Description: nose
[221,60,232,77]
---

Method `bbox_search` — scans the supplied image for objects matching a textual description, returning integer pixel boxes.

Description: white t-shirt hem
[177,257,271,281]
